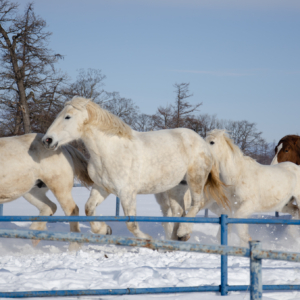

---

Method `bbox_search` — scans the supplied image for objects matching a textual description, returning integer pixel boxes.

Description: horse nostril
[46,138,52,145]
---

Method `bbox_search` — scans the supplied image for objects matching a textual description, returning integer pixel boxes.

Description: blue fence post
[116,197,120,216]
[250,241,262,300]
[0,204,3,216]
[204,209,208,218]
[220,214,228,296]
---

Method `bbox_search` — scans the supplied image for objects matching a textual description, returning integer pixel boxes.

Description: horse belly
[0,171,36,203]
[258,175,296,211]
[138,165,187,194]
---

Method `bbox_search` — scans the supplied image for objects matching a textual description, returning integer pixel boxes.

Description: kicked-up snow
[1,187,300,300]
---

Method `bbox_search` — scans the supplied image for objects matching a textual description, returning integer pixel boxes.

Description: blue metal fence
[1,213,300,299]
[0,197,300,299]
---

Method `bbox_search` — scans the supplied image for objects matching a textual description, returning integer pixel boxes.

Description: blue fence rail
[1,213,300,299]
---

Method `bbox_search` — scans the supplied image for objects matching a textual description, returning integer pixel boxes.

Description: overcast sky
[19,0,300,142]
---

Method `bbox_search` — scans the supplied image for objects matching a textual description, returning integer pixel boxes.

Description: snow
[1,187,300,300]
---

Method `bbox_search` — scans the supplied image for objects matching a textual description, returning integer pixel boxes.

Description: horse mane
[207,129,255,162]
[62,144,94,187]
[66,97,133,139]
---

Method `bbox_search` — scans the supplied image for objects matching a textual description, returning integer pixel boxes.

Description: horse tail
[204,162,230,209]
[63,145,94,188]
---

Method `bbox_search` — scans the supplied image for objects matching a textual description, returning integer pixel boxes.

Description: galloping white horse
[155,183,229,240]
[43,97,228,240]
[0,133,93,247]
[203,129,300,246]
[157,130,300,242]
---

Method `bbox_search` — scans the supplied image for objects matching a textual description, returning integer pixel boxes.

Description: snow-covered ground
[1,187,300,300]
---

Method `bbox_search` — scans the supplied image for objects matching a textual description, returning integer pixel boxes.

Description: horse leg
[231,202,254,247]
[169,192,188,241]
[208,201,233,243]
[47,182,81,251]
[281,199,299,218]
[208,202,223,242]
[120,192,152,239]
[177,164,210,240]
[23,187,57,246]
[85,186,111,235]
[155,192,174,240]
[284,198,300,240]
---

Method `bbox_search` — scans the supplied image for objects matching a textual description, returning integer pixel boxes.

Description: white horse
[155,183,229,240]
[202,129,300,246]
[0,133,94,248]
[157,131,300,242]
[43,97,228,240]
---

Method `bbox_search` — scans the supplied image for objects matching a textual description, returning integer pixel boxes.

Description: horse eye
[210,141,215,145]
[65,116,71,120]
[285,149,288,152]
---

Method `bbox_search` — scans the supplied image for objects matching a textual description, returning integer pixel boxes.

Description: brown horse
[272,135,300,165]
[271,135,300,218]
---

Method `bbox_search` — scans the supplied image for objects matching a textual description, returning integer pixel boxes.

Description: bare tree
[0,1,64,134]
[153,104,174,129]
[251,139,276,164]
[153,83,202,130]
[134,114,156,132]
[63,68,112,104]
[103,93,140,128]
[61,68,142,129]
[191,114,220,137]
[219,120,263,155]
[173,83,202,128]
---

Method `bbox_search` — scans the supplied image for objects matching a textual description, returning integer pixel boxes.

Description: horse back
[0,133,73,183]
[257,163,300,199]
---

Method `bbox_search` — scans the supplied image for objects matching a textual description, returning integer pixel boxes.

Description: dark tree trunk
[0,24,31,133]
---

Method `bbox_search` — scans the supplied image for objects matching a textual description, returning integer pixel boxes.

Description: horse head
[43,97,90,150]
[43,97,133,150]
[273,135,300,165]
[205,129,240,162]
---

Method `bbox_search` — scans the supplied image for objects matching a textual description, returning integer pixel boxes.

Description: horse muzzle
[42,136,58,150]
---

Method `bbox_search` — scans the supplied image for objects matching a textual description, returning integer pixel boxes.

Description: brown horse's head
[275,135,300,165]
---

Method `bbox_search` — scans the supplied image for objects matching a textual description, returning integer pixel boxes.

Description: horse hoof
[32,239,41,247]
[178,234,190,242]
[68,242,82,252]
[107,225,112,235]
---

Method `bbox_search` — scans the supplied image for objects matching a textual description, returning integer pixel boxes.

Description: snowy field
[1,187,300,300]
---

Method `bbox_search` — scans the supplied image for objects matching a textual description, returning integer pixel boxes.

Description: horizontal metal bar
[2,215,300,225]
[0,216,220,223]
[0,286,220,298]
[228,218,300,225]
[0,229,250,258]
[228,285,300,291]
[253,249,300,262]
[1,284,300,298]
[263,285,300,290]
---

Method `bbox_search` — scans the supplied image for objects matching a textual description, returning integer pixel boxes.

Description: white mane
[66,97,133,139]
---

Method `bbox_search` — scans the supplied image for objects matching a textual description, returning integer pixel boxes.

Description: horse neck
[217,149,247,184]
[81,128,131,160]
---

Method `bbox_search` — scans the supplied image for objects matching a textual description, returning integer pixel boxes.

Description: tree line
[0,1,275,164]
